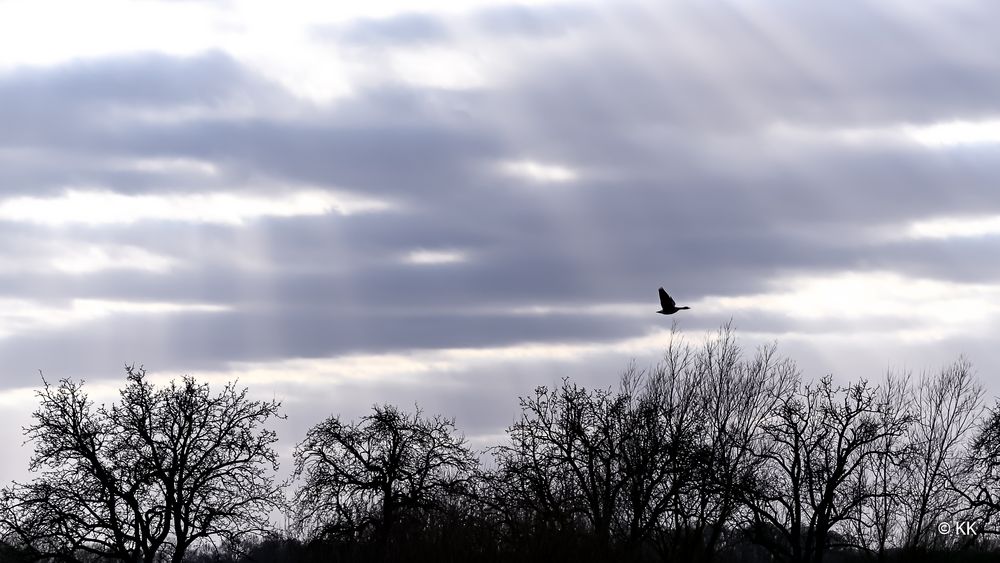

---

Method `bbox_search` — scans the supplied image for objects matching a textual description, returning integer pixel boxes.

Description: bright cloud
[388,48,488,89]
[704,271,1000,341]
[0,241,178,275]
[0,189,392,226]
[501,160,578,183]
[0,0,569,102]
[405,249,468,265]
[134,328,685,391]
[0,298,229,339]
[907,119,1000,146]
[0,1,223,68]
[50,244,178,274]
[766,119,1000,149]
[907,215,1000,239]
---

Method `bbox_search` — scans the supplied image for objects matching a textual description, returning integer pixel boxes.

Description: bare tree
[902,358,984,551]
[748,376,912,563]
[486,398,587,545]
[291,404,476,549]
[488,325,801,562]
[491,346,717,560]
[677,329,797,562]
[619,357,704,558]
[845,370,912,561]
[0,365,284,563]
[492,369,702,558]
[959,392,1000,538]
[493,379,610,556]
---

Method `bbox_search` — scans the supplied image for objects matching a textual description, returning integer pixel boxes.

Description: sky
[2,0,1000,481]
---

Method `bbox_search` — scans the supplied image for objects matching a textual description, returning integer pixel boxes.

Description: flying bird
[656,287,690,315]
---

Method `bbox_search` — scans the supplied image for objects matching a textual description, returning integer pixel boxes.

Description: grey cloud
[0,307,655,386]
[0,51,253,107]
[319,13,452,46]
[105,118,500,197]
[313,3,595,49]
[0,2,999,425]
[473,3,594,37]
[0,148,248,197]
[491,2,1000,136]
[0,51,287,155]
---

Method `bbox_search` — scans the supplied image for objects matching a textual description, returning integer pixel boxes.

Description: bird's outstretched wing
[658,287,675,309]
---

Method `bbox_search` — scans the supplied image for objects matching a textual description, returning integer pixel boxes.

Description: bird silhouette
[656,287,690,315]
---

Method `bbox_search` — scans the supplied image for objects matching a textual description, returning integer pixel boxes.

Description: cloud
[0,51,282,131]
[404,249,468,265]
[500,159,578,183]
[48,244,178,274]
[2,0,1000,488]
[324,13,452,46]
[908,119,1000,146]
[472,3,594,37]
[0,189,392,226]
[0,297,229,340]
[907,215,1000,240]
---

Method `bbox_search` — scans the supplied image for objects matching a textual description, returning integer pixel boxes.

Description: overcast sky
[2,0,1000,480]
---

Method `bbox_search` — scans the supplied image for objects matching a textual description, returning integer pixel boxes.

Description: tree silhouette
[671,331,797,563]
[291,404,476,554]
[4,327,998,563]
[0,365,284,563]
[961,395,1000,539]
[747,376,913,563]
[845,370,912,561]
[487,325,805,563]
[903,359,984,552]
